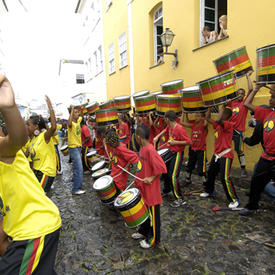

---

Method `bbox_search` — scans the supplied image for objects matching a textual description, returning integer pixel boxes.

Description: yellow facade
[103,0,275,170]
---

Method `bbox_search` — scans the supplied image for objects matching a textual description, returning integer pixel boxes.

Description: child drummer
[105,129,141,191]
[133,124,167,249]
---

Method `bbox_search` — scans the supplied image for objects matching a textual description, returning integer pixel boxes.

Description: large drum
[96,108,118,126]
[182,85,207,113]
[93,175,118,204]
[114,96,131,112]
[92,168,111,180]
[86,102,99,115]
[157,148,174,163]
[161,80,183,95]
[60,145,69,156]
[256,44,275,84]
[156,94,182,117]
[99,100,115,110]
[197,71,239,107]
[213,46,253,79]
[114,188,149,228]
[134,94,156,115]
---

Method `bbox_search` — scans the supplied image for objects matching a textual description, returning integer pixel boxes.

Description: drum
[114,96,131,112]
[86,150,99,165]
[86,102,99,115]
[93,175,118,204]
[197,71,239,107]
[213,46,253,79]
[96,108,118,126]
[157,148,174,163]
[60,145,69,156]
[91,160,108,173]
[161,80,183,95]
[256,44,275,84]
[114,188,149,228]
[134,94,156,115]
[99,100,115,110]
[92,168,111,179]
[181,86,207,113]
[156,94,182,117]
[132,90,150,100]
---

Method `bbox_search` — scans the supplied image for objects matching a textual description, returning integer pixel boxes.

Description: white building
[75,0,107,104]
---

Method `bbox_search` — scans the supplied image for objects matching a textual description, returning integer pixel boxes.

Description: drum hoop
[181,86,200,92]
[114,188,139,207]
[61,145,68,150]
[93,175,113,189]
[161,80,183,86]
[92,160,106,171]
[114,96,130,101]
[158,148,169,155]
[256,43,275,52]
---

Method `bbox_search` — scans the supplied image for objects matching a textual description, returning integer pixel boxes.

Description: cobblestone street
[51,153,275,275]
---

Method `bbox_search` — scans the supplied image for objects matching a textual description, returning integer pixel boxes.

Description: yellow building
[103,0,274,170]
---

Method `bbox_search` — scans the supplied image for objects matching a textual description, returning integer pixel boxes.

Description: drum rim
[114,187,139,207]
[93,175,113,190]
[181,85,200,92]
[196,70,234,84]
[133,90,150,98]
[92,160,106,171]
[160,79,183,86]
[60,145,68,150]
[86,102,99,108]
[92,168,110,178]
[213,46,247,62]
[256,43,275,52]
[99,101,115,107]
[157,148,169,154]
[87,150,97,157]
[114,96,131,101]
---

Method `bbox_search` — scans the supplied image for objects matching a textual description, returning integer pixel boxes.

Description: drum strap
[214,148,232,162]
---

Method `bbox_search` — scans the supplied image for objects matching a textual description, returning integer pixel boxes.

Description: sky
[1,0,83,104]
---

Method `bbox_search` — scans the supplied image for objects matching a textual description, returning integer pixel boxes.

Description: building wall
[102,0,131,99]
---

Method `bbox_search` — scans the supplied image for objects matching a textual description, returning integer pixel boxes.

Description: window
[153,6,163,65]
[108,43,115,74]
[76,74,85,84]
[98,45,103,72]
[118,32,127,69]
[200,0,227,43]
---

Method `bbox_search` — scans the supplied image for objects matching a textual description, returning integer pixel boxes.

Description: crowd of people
[0,70,274,273]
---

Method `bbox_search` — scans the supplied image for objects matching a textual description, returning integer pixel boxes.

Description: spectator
[201,26,217,45]
[218,15,228,39]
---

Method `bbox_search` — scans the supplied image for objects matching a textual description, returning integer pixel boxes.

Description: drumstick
[158,141,169,150]
[125,180,135,191]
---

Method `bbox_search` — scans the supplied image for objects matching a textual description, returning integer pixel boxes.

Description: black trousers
[186,148,206,177]
[247,157,275,210]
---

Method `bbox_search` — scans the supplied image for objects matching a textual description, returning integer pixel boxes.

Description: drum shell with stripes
[86,102,99,115]
[181,86,207,113]
[161,80,183,95]
[96,108,118,126]
[114,188,149,228]
[60,145,69,156]
[133,90,150,100]
[99,100,115,110]
[197,71,239,107]
[256,44,275,84]
[134,94,156,115]
[213,46,253,79]
[156,94,182,117]
[114,96,131,112]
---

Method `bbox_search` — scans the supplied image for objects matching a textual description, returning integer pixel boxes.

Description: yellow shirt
[29,132,56,177]
[68,117,82,148]
[52,124,62,145]
[21,138,31,154]
[0,150,61,241]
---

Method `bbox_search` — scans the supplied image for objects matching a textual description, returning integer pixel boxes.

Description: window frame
[98,45,103,73]
[118,32,128,69]
[153,5,163,65]
[108,43,115,75]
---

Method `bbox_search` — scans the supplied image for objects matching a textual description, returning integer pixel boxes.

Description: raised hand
[0,75,15,110]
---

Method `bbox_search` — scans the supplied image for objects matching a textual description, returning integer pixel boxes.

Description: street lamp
[160,28,178,67]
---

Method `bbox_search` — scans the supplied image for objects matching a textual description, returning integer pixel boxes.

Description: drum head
[157,148,169,156]
[114,188,139,207]
[182,85,200,92]
[87,150,97,157]
[92,168,110,179]
[61,145,68,150]
[114,96,130,100]
[93,175,113,190]
[92,160,106,172]
[133,90,150,98]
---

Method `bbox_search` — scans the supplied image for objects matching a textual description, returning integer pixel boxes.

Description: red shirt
[189,120,208,151]
[254,107,275,161]
[81,125,92,147]
[109,143,140,190]
[135,144,167,206]
[118,122,130,145]
[213,121,234,159]
[164,123,191,152]
[95,132,105,156]
[229,99,248,132]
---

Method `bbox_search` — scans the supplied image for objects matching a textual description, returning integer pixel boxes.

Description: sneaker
[131,232,144,240]
[72,189,86,195]
[162,191,172,197]
[57,170,63,175]
[239,208,257,216]
[228,200,240,209]
[170,199,187,208]
[241,169,248,178]
[200,190,216,198]
[139,240,151,249]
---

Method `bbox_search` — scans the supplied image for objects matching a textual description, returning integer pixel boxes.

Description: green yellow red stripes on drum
[257,49,275,76]
[120,198,149,228]
[97,184,117,201]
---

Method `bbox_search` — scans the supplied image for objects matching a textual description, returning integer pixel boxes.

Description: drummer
[95,126,107,158]
[228,70,253,178]
[105,129,141,191]
[153,110,192,207]
[117,114,130,148]
[133,124,167,249]
[81,118,93,171]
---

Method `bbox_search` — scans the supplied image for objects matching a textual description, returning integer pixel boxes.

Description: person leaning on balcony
[218,15,228,39]
[201,26,217,45]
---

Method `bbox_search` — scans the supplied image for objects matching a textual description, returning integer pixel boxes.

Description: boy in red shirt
[133,124,167,249]
[240,84,275,215]
[118,114,130,148]
[153,110,192,207]
[81,119,93,171]
[95,126,107,157]
[180,112,208,185]
[228,71,253,178]
[200,105,239,208]
[105,129,141,191]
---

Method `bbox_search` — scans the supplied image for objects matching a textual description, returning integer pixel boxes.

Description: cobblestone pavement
[52,154,275,275]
